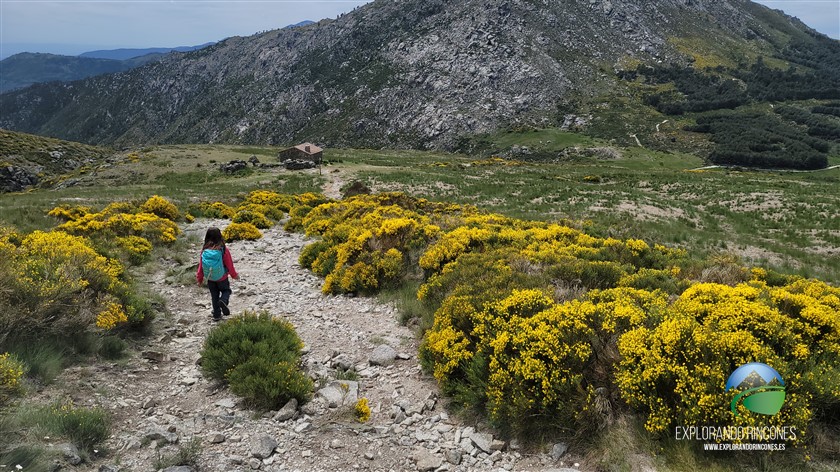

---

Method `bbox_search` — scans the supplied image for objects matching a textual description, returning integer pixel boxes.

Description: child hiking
[197,227,239,321]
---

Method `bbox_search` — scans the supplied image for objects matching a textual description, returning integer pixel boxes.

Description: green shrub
[227,358,312,409]
[0,446,49,471]
[201,311,303,380]
[45,402,110,452]
[98,336,127,360]
[200,311,311,408]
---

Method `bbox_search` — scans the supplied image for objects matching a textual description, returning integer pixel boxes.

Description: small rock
[57,443,81,465]
[207,432,225,444]
[445,449,462,465]
[248,458,262,470]
[98,465,120,472]
[413,448,443,471]
[369,344,398,366]
[330,354,354,370]
[415,430,438,443]
[302,449,313,457]
[142,350,167,362]
[364,451,375,460]
[317,380,358,407]
[294,422,311,433]
[160,467,194,472]
[460,438,475,455]
[145,428,178,445]
[329,439,344,449]
[141,397,157,409]
[229,455,244,465]
[550,442,568,461]
[214,398,236,409]
[250,435,277,459]
[490,439,506,451]
[470,432,494,454]
[273,398,298,422]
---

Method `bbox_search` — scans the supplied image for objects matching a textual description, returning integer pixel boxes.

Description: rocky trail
[42,221,580,472]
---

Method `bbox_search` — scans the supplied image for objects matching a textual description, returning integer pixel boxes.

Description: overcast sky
[0,0,837,59]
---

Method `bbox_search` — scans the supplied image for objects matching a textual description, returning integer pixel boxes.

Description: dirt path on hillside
[41,222,575,472]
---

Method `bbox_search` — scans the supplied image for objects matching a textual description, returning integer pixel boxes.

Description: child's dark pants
[208,279,231,318]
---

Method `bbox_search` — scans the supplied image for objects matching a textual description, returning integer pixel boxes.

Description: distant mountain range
[0,43,215,93]
[1,1,838,164]
[0,52,155,93]
[79,43,216,61]
[0,22,315,94]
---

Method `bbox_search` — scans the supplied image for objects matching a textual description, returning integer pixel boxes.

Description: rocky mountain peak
[0,0,823,149]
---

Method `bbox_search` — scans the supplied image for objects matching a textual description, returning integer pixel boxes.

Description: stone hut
[278,143,323,164]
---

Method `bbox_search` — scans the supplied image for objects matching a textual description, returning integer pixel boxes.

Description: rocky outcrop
[219,160,248,173]
[0,164,38,192]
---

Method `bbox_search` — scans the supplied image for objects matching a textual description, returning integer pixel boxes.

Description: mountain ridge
[79,42,216,61]
[0,0,835,151]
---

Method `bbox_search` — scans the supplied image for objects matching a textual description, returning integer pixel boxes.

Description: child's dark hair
[203,227,225,249]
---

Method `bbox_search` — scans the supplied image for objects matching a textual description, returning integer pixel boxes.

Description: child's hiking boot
[220,300,230,317]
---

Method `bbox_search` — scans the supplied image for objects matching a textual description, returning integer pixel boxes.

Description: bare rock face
[0,164,38,192]
[0,0,805,149]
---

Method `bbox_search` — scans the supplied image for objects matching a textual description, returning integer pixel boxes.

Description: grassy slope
[0,144,324,233]
[334,141,840,284]
[0,129,112,173]
[2,140,837,283]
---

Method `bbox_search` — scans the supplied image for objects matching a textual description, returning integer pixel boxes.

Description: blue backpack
[202,248,227,281]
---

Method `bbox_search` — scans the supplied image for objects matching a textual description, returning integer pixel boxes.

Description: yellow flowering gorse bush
[0,352,25,404]
[298,193,470,294]
[139,195,179,221]
[272,190,838,444]
[355,397,371,422]
[1,230,136,338]
[52,201,180,244]
[95,301,129,330]
[223,222,263,241]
